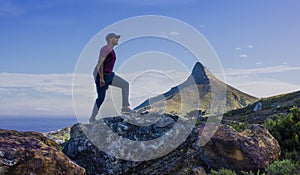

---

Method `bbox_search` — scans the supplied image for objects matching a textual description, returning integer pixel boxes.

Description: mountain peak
[190,62,209,84]
[192,62,205,74]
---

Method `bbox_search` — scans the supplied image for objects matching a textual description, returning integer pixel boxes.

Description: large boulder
[63,113,280,174]
[199,124,281,173]
[0,129,85,175]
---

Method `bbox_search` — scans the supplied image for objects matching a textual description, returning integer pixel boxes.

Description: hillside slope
[223,90,300,124]
[135,62,258,116]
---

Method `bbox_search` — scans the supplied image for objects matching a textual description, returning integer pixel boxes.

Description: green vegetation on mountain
[264,106,300,161]
[210,159,298,175]
[45,126,71,149]
[223,90,300,124]
[222,90,300,173]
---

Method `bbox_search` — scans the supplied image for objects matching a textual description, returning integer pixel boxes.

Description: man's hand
[100,78,105,87]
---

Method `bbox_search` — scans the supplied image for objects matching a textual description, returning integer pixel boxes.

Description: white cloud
[160,31,180,38]
[0,71,189,119]
[235,47,241,51]
[240,54,248,58]
[160,32,168,38]
[223,66,300,97]
[248,45,253,48]
[0,73,74,95]
[255,62,262,65]
[169,31,180,36]
[224,65,300,76]
[1,67,299,118]
[225,76,299,98]
[0,73,75,117]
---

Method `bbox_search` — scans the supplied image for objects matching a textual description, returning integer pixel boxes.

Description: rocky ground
[0,111,282,175]
[63,111,280,175]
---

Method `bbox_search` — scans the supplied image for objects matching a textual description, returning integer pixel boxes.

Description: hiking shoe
[121,106,135,114]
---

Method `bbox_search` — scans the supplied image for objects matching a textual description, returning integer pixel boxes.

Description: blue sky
[0,0,300,118]
[1,0,299,73]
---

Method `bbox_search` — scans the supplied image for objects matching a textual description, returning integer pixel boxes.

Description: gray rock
[0,129,85,175]
[63,113,280,175]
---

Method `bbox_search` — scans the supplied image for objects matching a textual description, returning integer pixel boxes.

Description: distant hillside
[135,62,258,116]
[223,90,300,124]
[45,126,71,147]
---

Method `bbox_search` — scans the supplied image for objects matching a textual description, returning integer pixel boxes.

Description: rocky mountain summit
[135,62,257,115]
[0,129,85,175]
[63,111,280,175]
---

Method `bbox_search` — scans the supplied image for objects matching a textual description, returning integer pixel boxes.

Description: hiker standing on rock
[89,33,134,123]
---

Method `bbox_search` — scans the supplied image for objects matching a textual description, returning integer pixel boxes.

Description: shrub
[264,106,300,160]
[245,170,265,175]
[210,168,237,175]
[208,160,299,175]
[231,122,249,132]
[266,160,298,175]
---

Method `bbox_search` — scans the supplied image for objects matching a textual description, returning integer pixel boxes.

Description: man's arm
[93,55,106,86]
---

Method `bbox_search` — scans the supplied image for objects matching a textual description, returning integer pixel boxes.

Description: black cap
[105,33,121,41]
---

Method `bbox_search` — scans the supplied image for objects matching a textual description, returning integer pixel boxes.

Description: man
[89,33,134,123]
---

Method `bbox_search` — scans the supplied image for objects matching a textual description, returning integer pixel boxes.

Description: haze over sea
[0,117,77,133]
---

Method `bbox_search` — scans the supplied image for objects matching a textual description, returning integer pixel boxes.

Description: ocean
[0,117,78,133]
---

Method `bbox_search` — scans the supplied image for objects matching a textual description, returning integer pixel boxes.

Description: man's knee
[96,97,105,107]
